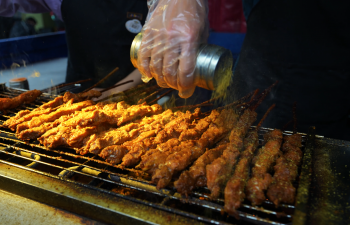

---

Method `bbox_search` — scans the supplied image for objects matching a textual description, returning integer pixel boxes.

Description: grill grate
[0,87,309,225]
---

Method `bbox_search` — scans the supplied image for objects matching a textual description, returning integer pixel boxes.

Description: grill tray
[0,86,348,225]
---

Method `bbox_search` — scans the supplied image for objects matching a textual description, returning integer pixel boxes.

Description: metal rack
[0,86,317,225]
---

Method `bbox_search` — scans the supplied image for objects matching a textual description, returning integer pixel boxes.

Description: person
[0,0,148,92]
[137,0,350,140]
[9,17,37,37]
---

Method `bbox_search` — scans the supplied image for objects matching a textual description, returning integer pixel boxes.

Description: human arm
[137,0,209,98]
[0,0,63,20]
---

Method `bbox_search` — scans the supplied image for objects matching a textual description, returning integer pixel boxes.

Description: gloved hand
[137,0,209,98]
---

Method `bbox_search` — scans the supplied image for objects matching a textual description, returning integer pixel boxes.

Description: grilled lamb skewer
[139,110,221,175]
[90,109,176,161]
[15,99,95,133]
[16,103,106,141]
[0,89,42,112]
[4,90,102,131]
[266,134,302,206]
[224,104,275,217]
[206,82,277,199]
[39,102,162,148]
[245,129,283,206]
[206,108,257,199]
[3,96,64,129]
[74,106,172,154]
[267,104,303,206]
[108,109,201,167]
[152,109,237,190]
[173,109,239,196]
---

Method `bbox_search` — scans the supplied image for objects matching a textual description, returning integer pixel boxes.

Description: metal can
[130,33,233,91]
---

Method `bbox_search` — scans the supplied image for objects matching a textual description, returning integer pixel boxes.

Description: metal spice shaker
[130,32,233,91]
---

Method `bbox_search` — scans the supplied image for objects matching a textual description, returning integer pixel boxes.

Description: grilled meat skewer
[152,109,236,190]
[245,129,283,206]
[174,109,239,196]
[4,90,102,131]
[0,89,42,112]
[119,109,202,168]
[206,108,257,199]
[266,134,303,206]
[15,99,95,133]
[224,104,275,216]
[139,110,220,175]
[39,102,162,148]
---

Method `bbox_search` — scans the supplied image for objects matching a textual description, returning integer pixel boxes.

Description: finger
[178,42,197,98]
[137,30,154,81]
[163,45,181,90]
[149,37,168,88]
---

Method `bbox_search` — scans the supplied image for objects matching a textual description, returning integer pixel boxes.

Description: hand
[138,0,209,98]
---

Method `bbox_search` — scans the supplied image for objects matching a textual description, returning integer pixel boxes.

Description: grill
[0,85,349,225]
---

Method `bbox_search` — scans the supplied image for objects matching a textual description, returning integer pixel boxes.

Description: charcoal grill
[0,85,349,225]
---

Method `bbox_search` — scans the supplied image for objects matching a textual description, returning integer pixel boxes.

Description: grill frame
[0,85,325,225]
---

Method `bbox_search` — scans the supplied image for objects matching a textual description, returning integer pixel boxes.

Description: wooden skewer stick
[100,80,134,93]
[257,104,276,130]
[56,79,92,89]
[293,102,298,134]
[148,89,174,105]
[137,88,165,104]
[82,67,119,93]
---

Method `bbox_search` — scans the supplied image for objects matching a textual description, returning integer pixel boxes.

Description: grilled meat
[174,109,240,196]
[174,144,228,196]
[224,130,259,216]
[245,129,283,206]
[39,102,162,149]
[16,99,95,133]
[120,109,201,168]
[78,108,172,156]
[98,110,176,164]
[139,110,219,175]
[267,134,303,206]
[0,89,42,112]
[206,109,257,199]
[63,90,102,103]
[152,109,235,190]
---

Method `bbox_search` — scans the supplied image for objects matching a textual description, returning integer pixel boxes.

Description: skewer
[293,102,297,134]
[82,67,119,93]
[251,81,278,111]
[55,79,92,89]
[137,88,165,104]
[224,104,276,217]
[100,80,134,93]
[257,104,276,129]
[148,89,174,105]
[172,95,224,111]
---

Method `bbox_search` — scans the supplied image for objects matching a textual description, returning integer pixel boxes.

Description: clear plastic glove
[137,0,209,98]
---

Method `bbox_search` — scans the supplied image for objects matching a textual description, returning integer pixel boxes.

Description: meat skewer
[245,129,283,206]
[0,89,42,113]
[3,90,102,131]
[206,108,257,199]
[78,109,175,155]
[3,96,64,130]
[139,110,221,175]
[98,110,177,165]
[204,85,275,199]
[174,109,240,196]
[267,103,303,206]
[38,102,162,148]
[152,108,237,190]
[224,104,276,217]
[16,99,95,133]
[110,109,201,167]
